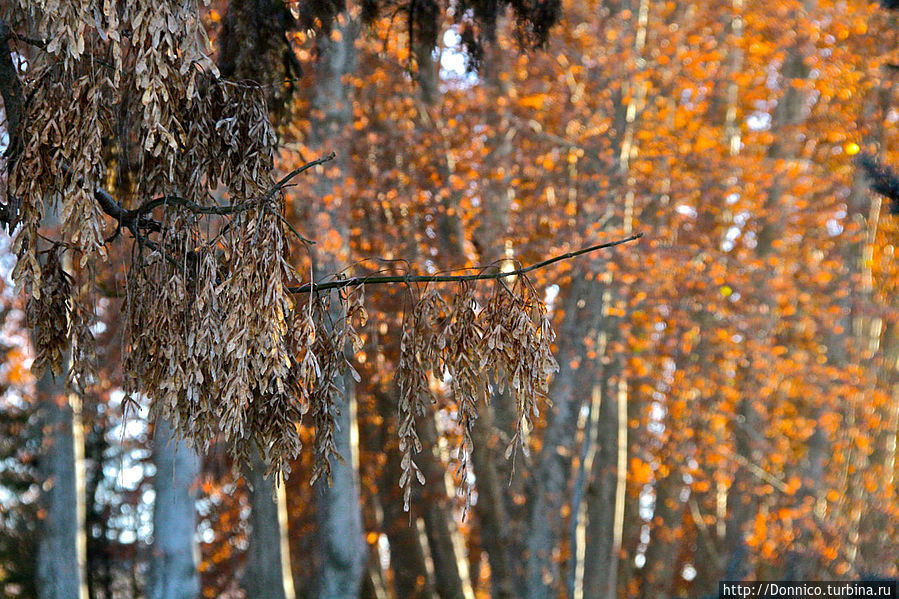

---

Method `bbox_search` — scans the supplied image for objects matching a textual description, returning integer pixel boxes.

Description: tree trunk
[748,27,818,582]
[582,364,625,599]
[35,370,84,599]
[369,390,434,598]
[637,465,686,599]
[381,491,433,597]
[147,419,200,599]
[417,419,469,599]
[84,394,113,599]
[369,375,469,599]
[9,18,84,592]
[314,372,367,599]
[464,35,530,599]
[242,448,291,599]
[470,405,517,599]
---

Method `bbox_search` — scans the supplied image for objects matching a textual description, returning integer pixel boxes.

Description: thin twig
[278,212,316,244]
[288,234,644,294]
[264,151,336,203]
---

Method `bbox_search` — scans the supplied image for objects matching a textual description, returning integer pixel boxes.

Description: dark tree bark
[0,18,23,169]
[582,359,625,599]
[637,465,686,599]
[465,35,528,599]
[416,420,469,599]
[470,406,517,599]
[84,395,113,599]
[370,390,435,598]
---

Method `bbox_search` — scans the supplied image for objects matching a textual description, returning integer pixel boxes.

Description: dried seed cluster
[398,278,558,511]
[25,248,71,378]
[24,246,97,390]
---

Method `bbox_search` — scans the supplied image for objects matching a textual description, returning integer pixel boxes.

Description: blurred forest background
[2,0,899,598]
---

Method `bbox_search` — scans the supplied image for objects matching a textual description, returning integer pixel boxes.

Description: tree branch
[287,233,644,294]
[131,152,336,223]
[0,21,47,50]
[0,21,331,241]
[0,19,24,162]
[0,17,25,232]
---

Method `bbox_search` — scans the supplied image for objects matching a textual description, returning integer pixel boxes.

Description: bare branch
[56,163,163,234]
[131,152,337,222]
[264,151,336,202]
[0,17,25,232]
[288,234,644,294]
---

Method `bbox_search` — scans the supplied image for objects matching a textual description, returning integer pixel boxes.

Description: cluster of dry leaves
[3,0,560,489]
[25,247,97,388]
[398,278,558,510]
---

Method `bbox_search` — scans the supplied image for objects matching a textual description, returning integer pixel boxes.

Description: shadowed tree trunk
[637,463,687,599]
[582,349,625,599]
[576,0,647,594]
[381,468,434,596]
[416,419,469,599]
[147,419,200,599]
[736,24,816,583]
[471,403,517,599]
[84,394,113,599]
[35,370,83,599]
[242,448,290,599]
[464,34,531,599]
[368,390,434,597]
[403,27,478,599]
[370,386,469,599]
[856,57,899,574]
